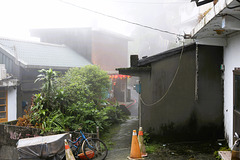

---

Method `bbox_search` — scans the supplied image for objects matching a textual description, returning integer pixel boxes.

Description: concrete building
[30,28,131,102]
[117,43,224,141]
[0,37,91,123]
[190,0,240,147]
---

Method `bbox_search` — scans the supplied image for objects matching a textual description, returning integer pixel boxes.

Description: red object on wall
[109,74,131,79]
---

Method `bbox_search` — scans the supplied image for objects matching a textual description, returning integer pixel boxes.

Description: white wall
[8,87,17,121]
[224,33,240,147]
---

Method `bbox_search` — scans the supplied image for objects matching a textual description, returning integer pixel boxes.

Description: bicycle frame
[68,130,95,155]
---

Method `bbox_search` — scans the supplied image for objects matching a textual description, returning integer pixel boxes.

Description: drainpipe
[195,44,199,101]
[139,81,141,128]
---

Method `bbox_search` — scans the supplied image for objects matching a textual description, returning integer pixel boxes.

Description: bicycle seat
[77,126,82,131]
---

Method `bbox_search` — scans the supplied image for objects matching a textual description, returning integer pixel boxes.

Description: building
[30,28,131,102]
[189,0,240,147]
[0,37,91,123]
[117,43,224,141]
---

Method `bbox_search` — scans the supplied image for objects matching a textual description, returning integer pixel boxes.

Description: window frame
[0,88,8,123]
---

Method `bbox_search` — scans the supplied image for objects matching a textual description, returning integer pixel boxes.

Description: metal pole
[97,126,99,139]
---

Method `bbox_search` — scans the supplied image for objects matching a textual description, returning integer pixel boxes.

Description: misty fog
[62,0,200,58]
[0,0,206,59]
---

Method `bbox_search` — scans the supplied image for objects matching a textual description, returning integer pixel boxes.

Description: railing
[68,126,100,141]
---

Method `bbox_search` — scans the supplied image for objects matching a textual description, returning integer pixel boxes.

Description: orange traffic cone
[128,130,144,160]
[138,127,148,157]
[64,139,75,160]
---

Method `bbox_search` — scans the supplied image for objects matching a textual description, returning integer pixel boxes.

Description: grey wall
[0,123,97,160]
[0,124,41,160]
[0,49,22,119]
[140,45,223,141]
[0,48,21,78]
[20,68,67,116]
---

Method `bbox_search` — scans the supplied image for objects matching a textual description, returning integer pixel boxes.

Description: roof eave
[190,0,240,46]
[138,43,196,66]
[116,67,151,76]
[22,65,78,70]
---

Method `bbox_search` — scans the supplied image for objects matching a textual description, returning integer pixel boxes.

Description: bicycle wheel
[69,141,81,159]
[82,138,108,160]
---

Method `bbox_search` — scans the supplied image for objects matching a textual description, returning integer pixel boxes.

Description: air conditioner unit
[1,69,6,79]
[0,64,6,80]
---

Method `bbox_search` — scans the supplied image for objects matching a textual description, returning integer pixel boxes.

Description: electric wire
[227,14,240,21]
[139,42,185,107]
[95,1,189,5]
[77,0,189,5]
[216,13,240,22]
[227,0,240,9]
[59,0,184,37]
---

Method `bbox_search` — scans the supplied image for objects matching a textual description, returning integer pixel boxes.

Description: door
[0,87,7,123]
[233,69,240,142]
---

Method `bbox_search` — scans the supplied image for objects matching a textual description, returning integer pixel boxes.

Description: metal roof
[138,43,196,66]
[0,38,91,69]
[191,0,240,46]
[117,43,196,76]
[30,28,132,41]
[191,0,214,6]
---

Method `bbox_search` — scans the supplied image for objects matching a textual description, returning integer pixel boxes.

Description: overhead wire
[227,0,240,9]
[139,42,185,107]
[76,0,189,5]
[227,14,240,21]
[216,13,240,22]
[59,0,184,37]
[91,0,189,5]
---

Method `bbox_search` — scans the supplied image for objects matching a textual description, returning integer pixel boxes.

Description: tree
[19,65,126,133]
[34,69,60,111]
[56,65,110,108]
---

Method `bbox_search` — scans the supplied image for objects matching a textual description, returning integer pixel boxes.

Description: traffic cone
[138,127,148,157]
[64,139,75,160]
[128,130,144,160]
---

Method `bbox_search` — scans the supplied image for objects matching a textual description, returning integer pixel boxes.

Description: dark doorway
[233,69,240,143]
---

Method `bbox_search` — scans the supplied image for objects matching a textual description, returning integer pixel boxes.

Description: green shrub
[213,146,231,160]
[118,105,131,116]
[27,66,127,134]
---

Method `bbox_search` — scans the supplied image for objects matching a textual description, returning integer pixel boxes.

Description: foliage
[17,65,127,134]
[56,65,110,107]
[63,101,127,132]
[101,123,121,150]
[213,146,231,160]
[16,109,33,127]
[41,110,68,134]
[145,143,161,154]
[143,131,150,145]
[34,69,60,111]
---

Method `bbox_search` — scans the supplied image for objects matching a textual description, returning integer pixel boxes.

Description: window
[0,87,7,123]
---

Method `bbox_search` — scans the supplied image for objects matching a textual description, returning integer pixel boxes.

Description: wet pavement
[106,116,139,160]
[106,114,218,160]
[106,93,139,160]
[106,97,218,160]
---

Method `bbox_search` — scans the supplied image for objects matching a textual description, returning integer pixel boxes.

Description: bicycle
[67,128,108,160]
